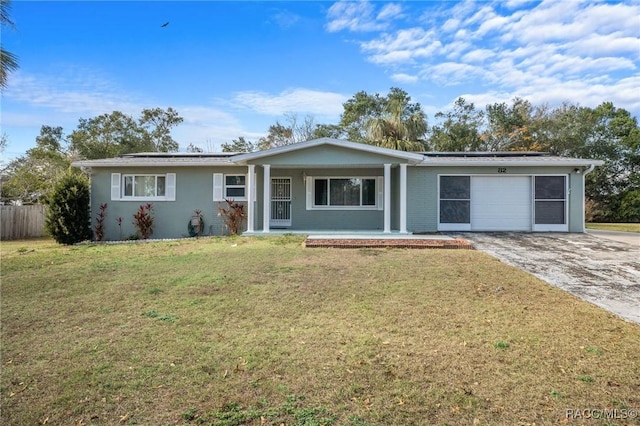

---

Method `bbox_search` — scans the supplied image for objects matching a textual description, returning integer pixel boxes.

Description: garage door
[471,176,531,231]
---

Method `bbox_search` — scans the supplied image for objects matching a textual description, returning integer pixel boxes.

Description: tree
[366,94,428,151]
[185,143,203,153]
[430,98,484,151]
[256,114,317,151]
[221,136,256,153]
[45,172,91,245]
[68,108,183,159]
[340,90,385,143]
[1,0,18,90]
[139,107,183,152]
[1,126,71,203]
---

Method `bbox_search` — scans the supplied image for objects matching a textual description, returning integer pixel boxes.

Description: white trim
[437,175,471,232]
[246,165,255,233]
[262,164,271,233]
[399,163,407,234]
[309,176,380,210]
[384,164,391,233]
[532,174,569,232]
[223,174,248,201]
[119,173,174,201]
[270,177,292,227]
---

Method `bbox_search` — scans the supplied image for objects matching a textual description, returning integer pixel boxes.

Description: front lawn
[2,237,639,425]
[586,223,640,233]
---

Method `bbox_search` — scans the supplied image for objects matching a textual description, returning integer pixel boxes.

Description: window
[312,178,377,208]
[439,176,470,224]
[213,173,247,201]
[123,175,166,198]
[225,175,246,199]
[534,176,566,225]
[112,173,175,201]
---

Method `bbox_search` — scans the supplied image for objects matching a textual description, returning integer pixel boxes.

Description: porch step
[304,237,474,249]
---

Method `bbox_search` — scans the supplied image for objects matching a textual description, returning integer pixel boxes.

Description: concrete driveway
[459,233,640,325]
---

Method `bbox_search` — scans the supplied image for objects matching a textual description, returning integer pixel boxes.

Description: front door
[270,178,292,227]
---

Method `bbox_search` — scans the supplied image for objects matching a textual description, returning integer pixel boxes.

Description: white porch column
[399,163,407,234]
[262,164,271,233]
[384,163,391,233]
[246,164,255,233]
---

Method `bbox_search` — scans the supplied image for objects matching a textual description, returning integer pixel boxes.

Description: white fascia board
[71,159,236,168]
[232,138,425,164]
[417,159,605,167]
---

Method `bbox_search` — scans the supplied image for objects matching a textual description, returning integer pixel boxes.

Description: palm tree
[1,0,19,90]
[366,97,428,151]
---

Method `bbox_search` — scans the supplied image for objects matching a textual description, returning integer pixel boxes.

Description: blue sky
[1,0,639,160]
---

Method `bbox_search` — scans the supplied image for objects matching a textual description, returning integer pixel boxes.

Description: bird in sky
[161,22,169,27]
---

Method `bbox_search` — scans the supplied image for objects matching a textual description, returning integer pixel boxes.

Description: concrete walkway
[461,233,640,325]
[587,229,639,245]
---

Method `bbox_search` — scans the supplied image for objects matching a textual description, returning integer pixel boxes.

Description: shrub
[45,172,91,245]
[94,203,107,241]
[217,199,246,235]
[133,203,154,239]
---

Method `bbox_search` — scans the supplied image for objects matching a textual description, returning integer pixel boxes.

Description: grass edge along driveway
[2,237,639,425]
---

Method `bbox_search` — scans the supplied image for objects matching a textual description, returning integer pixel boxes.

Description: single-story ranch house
[73,138,604,240]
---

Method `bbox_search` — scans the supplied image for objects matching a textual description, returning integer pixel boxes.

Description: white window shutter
[377,176,384,211]
[306,176,313,210]
[213,173,224,201]
[111,173,121,200]
[165,173,176,201]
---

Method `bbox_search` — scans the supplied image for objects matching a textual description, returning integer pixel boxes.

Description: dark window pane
[362,179,376,206]
[535,176,565,199]
[226,175,245,186]
[535,201,565,224]
[314,179,328,205]
[157,176,166,196]
[330,178,360,206]
[441,176,470,199]
[124,176,133,196]
[226,187,245,197]
[440,200,470,223]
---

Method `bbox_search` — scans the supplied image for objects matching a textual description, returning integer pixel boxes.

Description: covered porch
[233,138,426,235]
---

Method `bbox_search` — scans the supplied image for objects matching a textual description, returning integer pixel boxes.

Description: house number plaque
[497,168,507,173]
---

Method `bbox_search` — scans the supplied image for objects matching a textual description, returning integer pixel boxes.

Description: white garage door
[471,176,532,231]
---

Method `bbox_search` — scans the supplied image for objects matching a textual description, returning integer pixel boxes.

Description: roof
[420,155,604,167]
[71,139,604,168]
[72,154,235,167]
[232,138,426,164]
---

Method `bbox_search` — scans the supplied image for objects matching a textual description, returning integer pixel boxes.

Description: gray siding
[406,165,585,233]
[90,166,249,240]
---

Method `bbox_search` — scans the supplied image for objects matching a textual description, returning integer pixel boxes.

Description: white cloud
[232,88,347,118]
[376,3,403,21]
[3,69,141,117]
[361,27,442,64]
[391,73,419,84]
[325,1,386,32]
[329,0,639,115]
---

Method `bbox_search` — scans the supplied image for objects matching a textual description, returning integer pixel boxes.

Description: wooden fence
[0,205,47,240]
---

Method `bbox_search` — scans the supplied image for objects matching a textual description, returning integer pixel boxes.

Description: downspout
[581,164,596,233]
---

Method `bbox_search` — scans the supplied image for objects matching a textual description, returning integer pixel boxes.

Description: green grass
[586,223,640,233]
[2,237,639,425]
